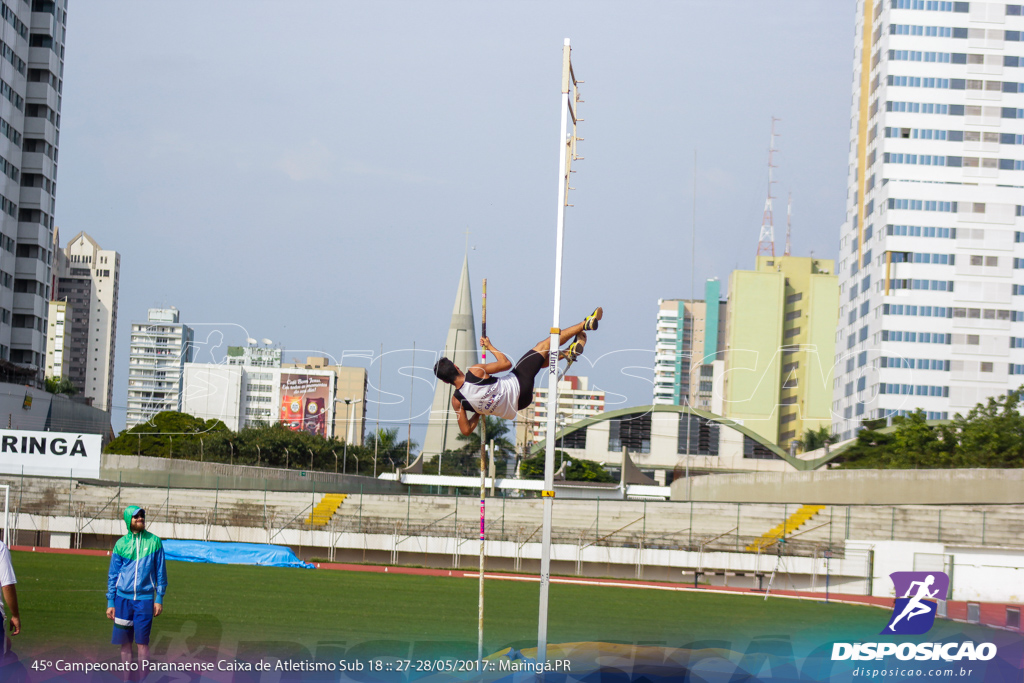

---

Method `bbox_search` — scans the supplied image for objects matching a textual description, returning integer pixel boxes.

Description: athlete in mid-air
[434,307,602,436]
[886,574,940,632]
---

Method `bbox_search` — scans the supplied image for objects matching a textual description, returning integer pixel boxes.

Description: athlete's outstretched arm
[469,337,512,376]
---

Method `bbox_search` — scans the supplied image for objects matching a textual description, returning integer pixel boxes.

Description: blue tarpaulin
[163,539,314,568]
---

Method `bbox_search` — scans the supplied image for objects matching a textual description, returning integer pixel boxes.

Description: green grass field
[5,551,985,661]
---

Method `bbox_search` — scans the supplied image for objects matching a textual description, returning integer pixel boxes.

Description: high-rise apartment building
[653,280,727,410]
[226,344,282,368]
[834,0,1024,439]
[182,362,338,438]
[126,308,194,428]
[530,375,605,444]
[51,231,119,410]
[0,2,69,374]
[724,256,838,450]
[43,297,67,379]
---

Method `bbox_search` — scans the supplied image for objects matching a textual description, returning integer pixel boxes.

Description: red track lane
[12,545,110,556]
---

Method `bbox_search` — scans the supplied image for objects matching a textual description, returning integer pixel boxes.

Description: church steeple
[420,255,479,459]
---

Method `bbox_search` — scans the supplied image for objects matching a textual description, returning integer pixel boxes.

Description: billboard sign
[0,429,103,478]
[279,372,333,438]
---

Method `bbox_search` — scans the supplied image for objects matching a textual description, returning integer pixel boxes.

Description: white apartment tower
[126,308,194,428]
[834,0,1024,439]
[653,280,726,410]
[531,376,606,444]
[0,2,68,373]
[52,231,119,410]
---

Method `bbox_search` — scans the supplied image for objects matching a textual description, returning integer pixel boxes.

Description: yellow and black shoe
[564,331,587,361]
[583,307,603,331]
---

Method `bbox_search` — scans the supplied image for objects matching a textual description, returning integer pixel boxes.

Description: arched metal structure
[528,404,809,471]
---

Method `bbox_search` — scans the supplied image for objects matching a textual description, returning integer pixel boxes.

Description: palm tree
[803,426,838,453]
[456,415,515,457]
[365,428,418,470]
[45,376,78,396]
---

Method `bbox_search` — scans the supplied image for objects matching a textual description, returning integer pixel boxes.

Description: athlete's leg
[530,317,595,355]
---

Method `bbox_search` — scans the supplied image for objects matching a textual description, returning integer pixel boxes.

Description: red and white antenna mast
[784,192,792,257]
[756,117,780,257]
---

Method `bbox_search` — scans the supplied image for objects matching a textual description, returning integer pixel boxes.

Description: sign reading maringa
[0,428,101,477]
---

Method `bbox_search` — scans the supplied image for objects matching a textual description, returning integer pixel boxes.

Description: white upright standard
[538,36,582,664]
[0,484,9,548]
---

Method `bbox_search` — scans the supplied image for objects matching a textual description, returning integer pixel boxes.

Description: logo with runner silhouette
[883,571,949,635]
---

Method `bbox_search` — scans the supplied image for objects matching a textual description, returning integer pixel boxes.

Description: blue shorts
[111,596,155,646]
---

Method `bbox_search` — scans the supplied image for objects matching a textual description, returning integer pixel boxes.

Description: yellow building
[723,256,838,451]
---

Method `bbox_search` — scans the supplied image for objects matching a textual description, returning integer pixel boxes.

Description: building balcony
[18,152,53,176]
[14,256,48,281]
[12,293,46,316]
[10,327,41,348]
[17,220,48,244]
[28,47,59,73]
[23,116,58,144]
[17,187,49,210]
[25,82,59,110]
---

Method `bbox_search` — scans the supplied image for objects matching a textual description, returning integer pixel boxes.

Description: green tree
[802,426,837,452]
[521,449,614,483]
[104,412,378,474]
[836,393,1024,470]
[951,390,1024,468]
[365,428,418,471]
[44,376,78,396]
[105,411,229,458]
[458,413,516,462]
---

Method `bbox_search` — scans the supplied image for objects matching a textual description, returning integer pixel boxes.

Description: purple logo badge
[883,571,949,635]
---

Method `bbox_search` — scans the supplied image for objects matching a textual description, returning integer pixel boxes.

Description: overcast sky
[57,2,854,441]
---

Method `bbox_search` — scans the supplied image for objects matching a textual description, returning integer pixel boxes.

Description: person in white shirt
[433,307,602,434]
[0,539,20,654]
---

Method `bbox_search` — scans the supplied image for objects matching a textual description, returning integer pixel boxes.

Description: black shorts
[511,349,547,411]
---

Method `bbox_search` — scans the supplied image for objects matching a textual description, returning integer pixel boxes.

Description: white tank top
[455,372,520,420]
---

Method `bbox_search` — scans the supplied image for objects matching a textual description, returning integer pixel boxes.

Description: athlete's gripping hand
[480,336,494,351]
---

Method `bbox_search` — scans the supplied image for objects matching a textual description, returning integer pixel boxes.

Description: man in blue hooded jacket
[106,506,167,663]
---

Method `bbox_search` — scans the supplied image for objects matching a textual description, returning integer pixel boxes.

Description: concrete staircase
[746,504,825,551]
[305,493,347,526]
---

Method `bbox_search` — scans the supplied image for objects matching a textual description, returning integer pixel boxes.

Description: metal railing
[3,475,1023,559]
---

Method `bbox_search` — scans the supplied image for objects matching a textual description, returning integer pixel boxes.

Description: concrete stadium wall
[100,454,405,494]
[675,468,1024,504]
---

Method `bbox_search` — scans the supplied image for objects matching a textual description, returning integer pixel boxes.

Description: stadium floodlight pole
[539,36,579,663]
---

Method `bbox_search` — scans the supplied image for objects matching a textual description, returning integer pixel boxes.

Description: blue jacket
[106,506,167,607]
